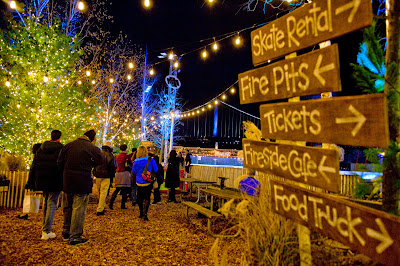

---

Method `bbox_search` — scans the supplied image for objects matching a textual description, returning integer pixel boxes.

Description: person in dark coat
[151,155,164,205]
[184,149,192,174]
[94,142,116,216]
[165,150,181,203]
[57,130,104,245]
[29,130,64,240]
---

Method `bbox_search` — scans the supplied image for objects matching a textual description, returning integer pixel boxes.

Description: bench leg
[207,218,240,238]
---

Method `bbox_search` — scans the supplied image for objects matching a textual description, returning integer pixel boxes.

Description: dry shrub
[211,174,299,265]
[0,154,26,171]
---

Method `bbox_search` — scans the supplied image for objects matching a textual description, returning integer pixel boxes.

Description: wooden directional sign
[271,179,400,266]
[260,93,389,148]
[239,44,341,104]
[243,139,339,192]
[251,0,372,65]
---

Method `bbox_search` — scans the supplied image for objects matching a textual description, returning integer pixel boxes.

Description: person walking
[94,142,116,216]
[132,146,158,221]
[165,150,181,203]
[128,147,137,205]
[57,130,104,245]
[109,144,132,210]
[26,130,63,239]
[151,155,164,205]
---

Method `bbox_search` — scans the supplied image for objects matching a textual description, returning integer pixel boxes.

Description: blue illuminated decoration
[357,43,386,76]
[213,105,218,137]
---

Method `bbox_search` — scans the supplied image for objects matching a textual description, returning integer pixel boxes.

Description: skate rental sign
[259,93,389,148]
[239,44,341,104]
[242,139,339,192]
[271,179,400,266]
[251,0,372,65]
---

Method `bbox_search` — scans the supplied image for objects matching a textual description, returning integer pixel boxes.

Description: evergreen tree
[0,15,94,158]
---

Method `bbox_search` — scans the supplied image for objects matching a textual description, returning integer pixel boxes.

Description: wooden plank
[260,93,389,148]
[270,179,400,266]
[251,0,372,65]
[243,139,339,192]
[240,44,341,104]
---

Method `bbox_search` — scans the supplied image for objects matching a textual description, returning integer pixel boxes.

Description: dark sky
[109,0,306,116]
[109,0,367,117]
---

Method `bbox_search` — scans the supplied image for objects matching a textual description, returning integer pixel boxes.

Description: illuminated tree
[82,34,146,146]
[0,11,94,158]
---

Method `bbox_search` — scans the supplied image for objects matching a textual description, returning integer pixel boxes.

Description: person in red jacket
[109,144,132,210]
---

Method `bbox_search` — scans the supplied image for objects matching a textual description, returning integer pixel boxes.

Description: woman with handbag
[132,146,158,221]
[165,150,181,203]
[109,144,132,210]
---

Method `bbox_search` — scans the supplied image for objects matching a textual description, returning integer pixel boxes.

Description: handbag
[142,157,157,183]
[22,193,40,213]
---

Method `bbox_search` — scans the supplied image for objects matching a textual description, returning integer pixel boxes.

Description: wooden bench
[182,201,239,238]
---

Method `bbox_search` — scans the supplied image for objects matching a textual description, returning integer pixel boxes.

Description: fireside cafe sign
[251,0,372,65]
[243,139,339,192]
[271,179,400,266]
[260,93,389,148]
[239,44,341,104]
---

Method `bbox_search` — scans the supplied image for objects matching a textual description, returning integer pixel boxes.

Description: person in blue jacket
[132,146,158,221]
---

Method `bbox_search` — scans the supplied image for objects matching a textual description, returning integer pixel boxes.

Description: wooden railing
[0,170,35,209]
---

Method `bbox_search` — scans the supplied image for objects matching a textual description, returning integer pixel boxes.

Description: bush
[0,154,26,171]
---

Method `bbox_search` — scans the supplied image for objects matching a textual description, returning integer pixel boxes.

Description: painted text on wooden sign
[239,44,341,104]
[251,0,372,65]
[271,179,400,266]
[259,93,388,148]
[243,139,339,192]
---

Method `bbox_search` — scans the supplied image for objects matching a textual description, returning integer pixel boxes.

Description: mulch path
[0,191,242,265]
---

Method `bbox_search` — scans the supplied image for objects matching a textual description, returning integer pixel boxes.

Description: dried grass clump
[211,174,299,265]
[0,154,26,171]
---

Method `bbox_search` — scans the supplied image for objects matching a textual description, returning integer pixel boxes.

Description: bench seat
[182,201,239,238]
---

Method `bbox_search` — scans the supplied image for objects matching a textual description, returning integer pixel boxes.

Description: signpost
[243,139,339,192]
[260,93,389,148]
[239,44,341,104]
[251,0,373,65]
[271,179,400,266]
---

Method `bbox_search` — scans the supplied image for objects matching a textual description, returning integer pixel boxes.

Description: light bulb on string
[77,80,82,85]
[212,40,219,51]
[222,94,226,100]
[208,104,212,108]
[5,80,11,87]
[143,0,151,8]
[128,62,134,69]
[192,112,195,115]
[77,1,85,11]
[214,100,219,105]
[197,110,200,114]
[43,76,49,83]
[10,1,16,9]
[86,70,91,76]
[91,80,96,84]
[174,61,179,68]
[127,74,132,80]
[168,52,174,60]
[149,68,155,75]
[201,107,205,111]
[201,49,208,59]
[234,34,241,46]
[109,78,114,83]
[230,87,235,94]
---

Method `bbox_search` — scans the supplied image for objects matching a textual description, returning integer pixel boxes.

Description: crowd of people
[24,129,192,246]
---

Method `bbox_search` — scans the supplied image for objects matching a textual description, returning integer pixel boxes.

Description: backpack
[94,150,115,178]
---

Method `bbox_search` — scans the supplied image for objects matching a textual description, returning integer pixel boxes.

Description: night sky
[109,0,365,116]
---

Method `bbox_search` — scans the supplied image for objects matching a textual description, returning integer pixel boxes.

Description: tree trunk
[383,0,400,215]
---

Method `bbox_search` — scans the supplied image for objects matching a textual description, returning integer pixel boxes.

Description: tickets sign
[271,179,400,266]
[260,93,389,148]
[239,44,341,104]
[251,0,372,65]
[243,139,339,192]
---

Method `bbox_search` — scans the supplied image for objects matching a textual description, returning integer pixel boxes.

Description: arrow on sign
[335,105,366,137]
[318,155,336,184]
[335,0,362,23]
[366,218,394,254]
[313,54,335,86]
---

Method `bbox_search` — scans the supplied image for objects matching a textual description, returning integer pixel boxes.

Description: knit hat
[84,129,96,142]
